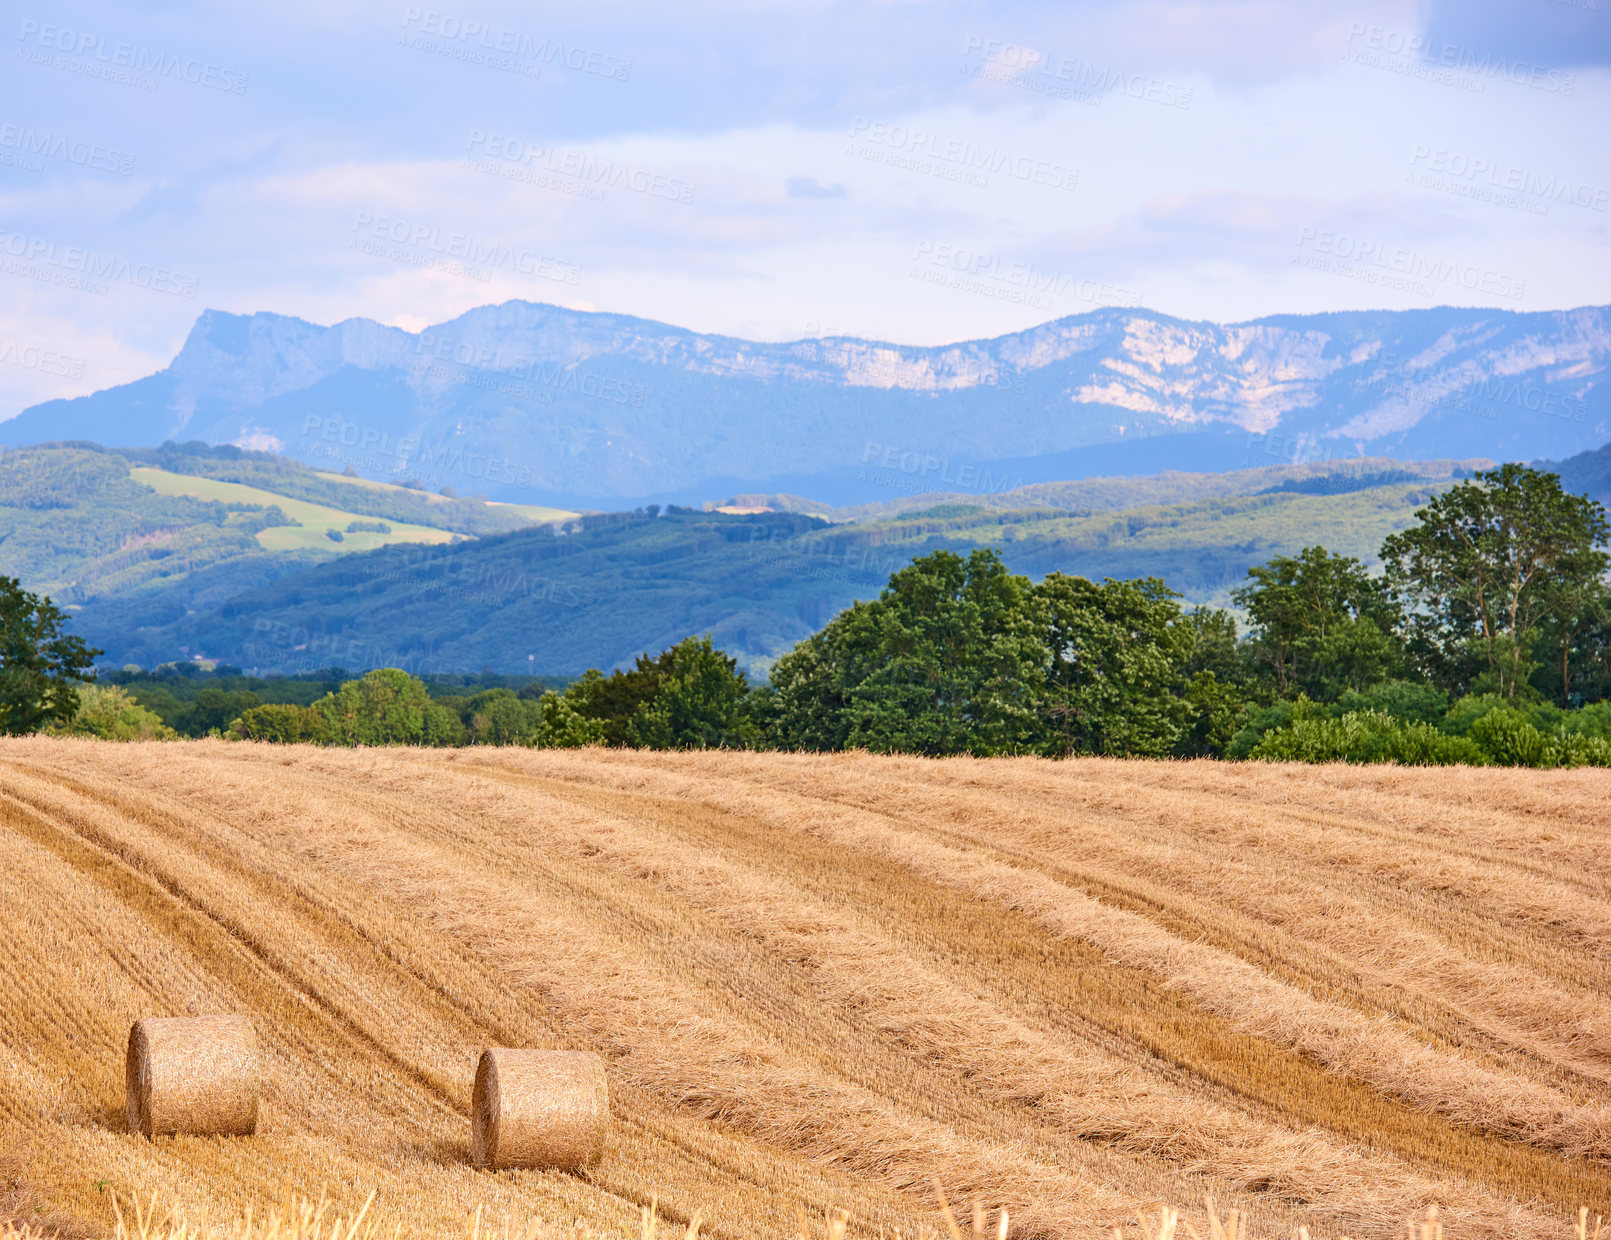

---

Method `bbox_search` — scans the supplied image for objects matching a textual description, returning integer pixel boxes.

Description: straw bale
[125,1015,259,1138]
[471,1048,609,1171]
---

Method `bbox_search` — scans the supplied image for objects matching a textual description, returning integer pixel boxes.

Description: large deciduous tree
[0,576,100,735]
[1034,574,1192,757]
[628,636,754,750]
[767,549,1047,755]
[1231,546,1400,699]
[561,636,754,749]
[1380,464,1609,698]
[1531,582,1611,708]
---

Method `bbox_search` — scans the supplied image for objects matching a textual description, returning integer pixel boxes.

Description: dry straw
[2,1192,1600,1240]
[125,1015,260,1139]
[471,1048,609,1171]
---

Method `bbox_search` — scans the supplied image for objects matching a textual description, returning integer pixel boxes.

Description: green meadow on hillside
[129,467,460,552]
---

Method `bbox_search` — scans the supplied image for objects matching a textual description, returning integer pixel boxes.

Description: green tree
[50,684,176,741]
[627,637,753,749]
[1381,464,1609,698]
[562,662,668,747]
[0,576,101,734]
[534,691,607,747]
[1177,671,1246,758]
[1531,583,1611,707]
[174,687,262,736]
[461,688,544,745]
[1034,574,1190,757]
[760,627,850,752]
[767,549,1046,755]
[309,668,465,746]
[229,702,328,743]
[1232,547,1400,699]
[1179,606,1244,684]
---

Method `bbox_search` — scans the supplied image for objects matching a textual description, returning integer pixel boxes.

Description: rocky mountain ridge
[5,301,1607,506]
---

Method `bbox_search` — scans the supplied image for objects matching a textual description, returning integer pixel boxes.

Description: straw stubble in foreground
[0,740,1606,1238]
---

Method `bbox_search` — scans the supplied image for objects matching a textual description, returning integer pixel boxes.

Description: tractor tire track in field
[457,762,1611,1213]
[1,740,1604,1240]
[508,751,1611,1110]
[0,758,927,1240]
[735,761,1611,1094]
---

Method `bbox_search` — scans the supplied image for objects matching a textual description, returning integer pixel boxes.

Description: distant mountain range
[5,302,1608,507]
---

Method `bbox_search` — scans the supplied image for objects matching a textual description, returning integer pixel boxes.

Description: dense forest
[36,463,1611,768]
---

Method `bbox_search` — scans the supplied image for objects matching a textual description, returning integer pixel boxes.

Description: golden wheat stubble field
[1,742,1609,1239]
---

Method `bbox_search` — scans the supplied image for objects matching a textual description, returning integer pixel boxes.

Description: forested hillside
[94,477,1463,675]
[0,443,322,608]
[7,440,1607,678]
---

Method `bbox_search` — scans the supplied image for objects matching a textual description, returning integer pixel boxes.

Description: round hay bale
[126,1016,259,1138]
[471,1048,608,1171]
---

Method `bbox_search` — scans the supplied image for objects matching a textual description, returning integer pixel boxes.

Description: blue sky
[1,0,1608,422]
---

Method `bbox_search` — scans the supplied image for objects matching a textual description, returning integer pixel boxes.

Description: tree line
[7,464,1610,767]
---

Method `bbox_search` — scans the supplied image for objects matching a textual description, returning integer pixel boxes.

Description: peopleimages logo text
[0,338,85,378]
[1409,146,1608,213]
[1342,23,1574,95]
[910,240,1142,309]
[1293,227,1526,302]
[960,35,1193,109]
[413,334,649,407]
[0,231,199,297]
[465,132,694,203]
[350,212,582,285]
[847,118,1078,191]
[399,9,631,80]
[0,124,135,174]
[16,20,250,93]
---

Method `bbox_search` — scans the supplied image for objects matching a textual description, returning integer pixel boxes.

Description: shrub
[49,683,176,741]
[1467,707,1555,768]
[1439,693,1563,738]
[1566,701,1611,741]
[1250,709,1485,766]
[534,691,606,748]
[1224,696,1327,759]
[229,702,327,743]
[1331,679,1449,725]
[1467,707,1611,768]
[462,688,543,745]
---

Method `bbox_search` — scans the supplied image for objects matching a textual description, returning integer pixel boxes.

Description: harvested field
[0,739,1607,1238]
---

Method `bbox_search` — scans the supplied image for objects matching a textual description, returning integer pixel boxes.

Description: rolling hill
[3,301,1607,507]
[0,740,1605,1238]
[7,439,1604,678]
[89,472,1469,676]
[0,443,573,653]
